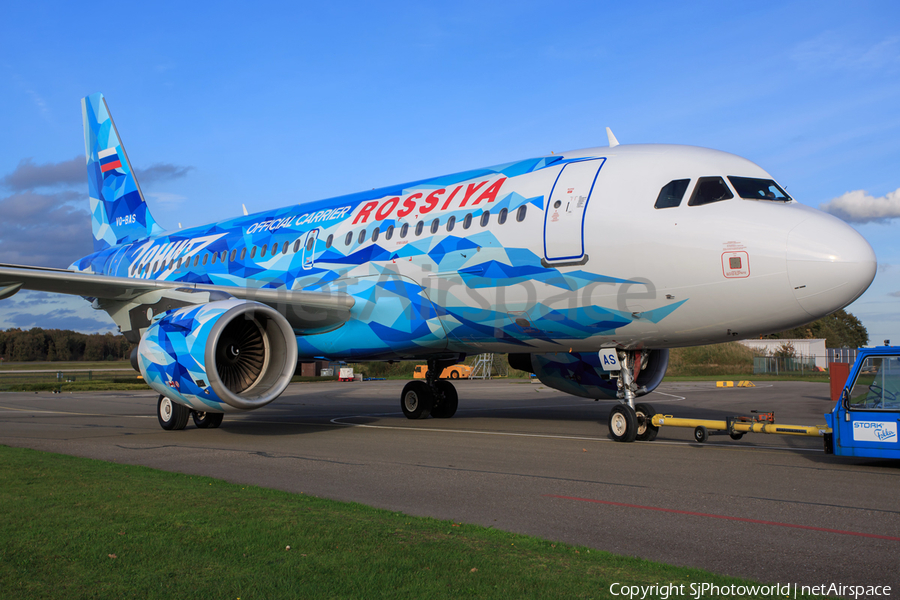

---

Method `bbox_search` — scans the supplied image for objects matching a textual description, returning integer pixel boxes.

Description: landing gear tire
[608,404,638,443]
[192,411,224,429]
[431,381,458,418]
[401,381,434,419]
[634,403,658,441]
[694,425,709,444]
[157,395,190,431]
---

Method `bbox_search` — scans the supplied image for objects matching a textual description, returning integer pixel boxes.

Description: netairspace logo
[608,582,892,599]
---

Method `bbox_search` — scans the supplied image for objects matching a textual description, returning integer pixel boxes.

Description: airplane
[0,93,877,441]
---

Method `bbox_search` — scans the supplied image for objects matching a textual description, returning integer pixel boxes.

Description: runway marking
[330,416,824,453]
[331,417,612,443]
[646,390,686,402]
[0,405,155,418]
[544,494,900,542]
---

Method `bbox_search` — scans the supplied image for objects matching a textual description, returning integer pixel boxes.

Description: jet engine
[138,299,298,412]
[508,349,669,400]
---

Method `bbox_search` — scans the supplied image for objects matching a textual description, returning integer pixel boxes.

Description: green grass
[0,360,132,371]
[0,445,832,600]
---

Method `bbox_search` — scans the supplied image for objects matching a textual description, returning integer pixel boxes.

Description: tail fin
[82,93,164,251]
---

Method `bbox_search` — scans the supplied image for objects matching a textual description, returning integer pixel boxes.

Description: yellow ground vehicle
[414,364,472,380]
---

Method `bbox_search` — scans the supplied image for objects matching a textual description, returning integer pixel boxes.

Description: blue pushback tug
[825,346,900,459]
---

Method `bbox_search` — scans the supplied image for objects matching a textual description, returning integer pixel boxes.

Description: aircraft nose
[786,214,876,318]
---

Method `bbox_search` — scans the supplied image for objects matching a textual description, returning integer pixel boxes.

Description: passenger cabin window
[240,248,246,261]
[358,229,367,244]
[326,234,333,248]
[282,241,289,254]
[688,177,734,207]
[307,236,315,251]
[446,216,456,232]
[498,208,508,225]
[415,221,424,236]
[516,205,527,222]
[293,239,302,253]
[463,214,473,229]
[480,211,490,227]
[371,227,380,242]
[400,223,409,238]
[230,249,236,262]
[345,232,353,246]
[385,226,394,240]
[655,179,690,209]
[430,219,439,234]
[250,246,257,259]
[728,177,792,202]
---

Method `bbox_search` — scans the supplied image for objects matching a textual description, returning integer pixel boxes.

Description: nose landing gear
[607,350,658,442]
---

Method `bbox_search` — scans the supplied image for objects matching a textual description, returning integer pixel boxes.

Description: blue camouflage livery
[73,149,689,360]
[82,93,164,251]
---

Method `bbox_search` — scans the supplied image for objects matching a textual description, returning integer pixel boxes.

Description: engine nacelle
[509,349,669,400]
[138,299,298,412]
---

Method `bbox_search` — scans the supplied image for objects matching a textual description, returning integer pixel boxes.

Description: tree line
[0,308,870,364]
[0,328,136,362]
[763,309,869,349]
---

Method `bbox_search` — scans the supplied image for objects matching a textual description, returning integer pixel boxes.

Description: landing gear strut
[607,350,658,442]
[401,358,459,419]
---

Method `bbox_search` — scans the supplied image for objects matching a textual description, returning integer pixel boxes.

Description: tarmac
[1,378,898,591]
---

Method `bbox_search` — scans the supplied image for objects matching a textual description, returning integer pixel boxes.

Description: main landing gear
[157,395,224,431]
[400,358,459,419]
[607,350,659,443]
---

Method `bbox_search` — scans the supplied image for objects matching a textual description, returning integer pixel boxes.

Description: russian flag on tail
[98,147,123,172]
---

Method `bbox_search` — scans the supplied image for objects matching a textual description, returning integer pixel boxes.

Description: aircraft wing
[0,263,355,331]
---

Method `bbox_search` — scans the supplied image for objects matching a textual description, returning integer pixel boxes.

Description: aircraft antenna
[606,127,620,148]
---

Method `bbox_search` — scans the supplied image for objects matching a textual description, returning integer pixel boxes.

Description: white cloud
[792,32,900,73]
[145,192,188,206]
[819,187,900,224]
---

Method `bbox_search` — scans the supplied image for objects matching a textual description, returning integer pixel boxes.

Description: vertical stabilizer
[82,93,164,251]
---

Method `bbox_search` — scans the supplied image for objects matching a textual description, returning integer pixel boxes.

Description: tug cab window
[655,179,690,209]
[728,177,792,202]
[688,177,733,206]
[848,357,900,410]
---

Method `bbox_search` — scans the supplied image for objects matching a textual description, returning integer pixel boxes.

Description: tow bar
[651,411,832,444]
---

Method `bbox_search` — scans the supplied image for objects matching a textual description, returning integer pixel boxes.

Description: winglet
[83,93,164,251]
[606,127,619,148]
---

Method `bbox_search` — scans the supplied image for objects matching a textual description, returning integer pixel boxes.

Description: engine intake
[138,299,298,412]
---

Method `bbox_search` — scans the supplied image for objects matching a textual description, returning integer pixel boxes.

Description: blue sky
[1,0,899,345]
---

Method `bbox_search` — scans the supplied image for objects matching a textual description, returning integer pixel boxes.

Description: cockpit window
[728,176,792,202]
[655,179,690,209]
[688,177,734,206]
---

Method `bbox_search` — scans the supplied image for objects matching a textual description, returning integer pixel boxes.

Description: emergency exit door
[542,158,605,266]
